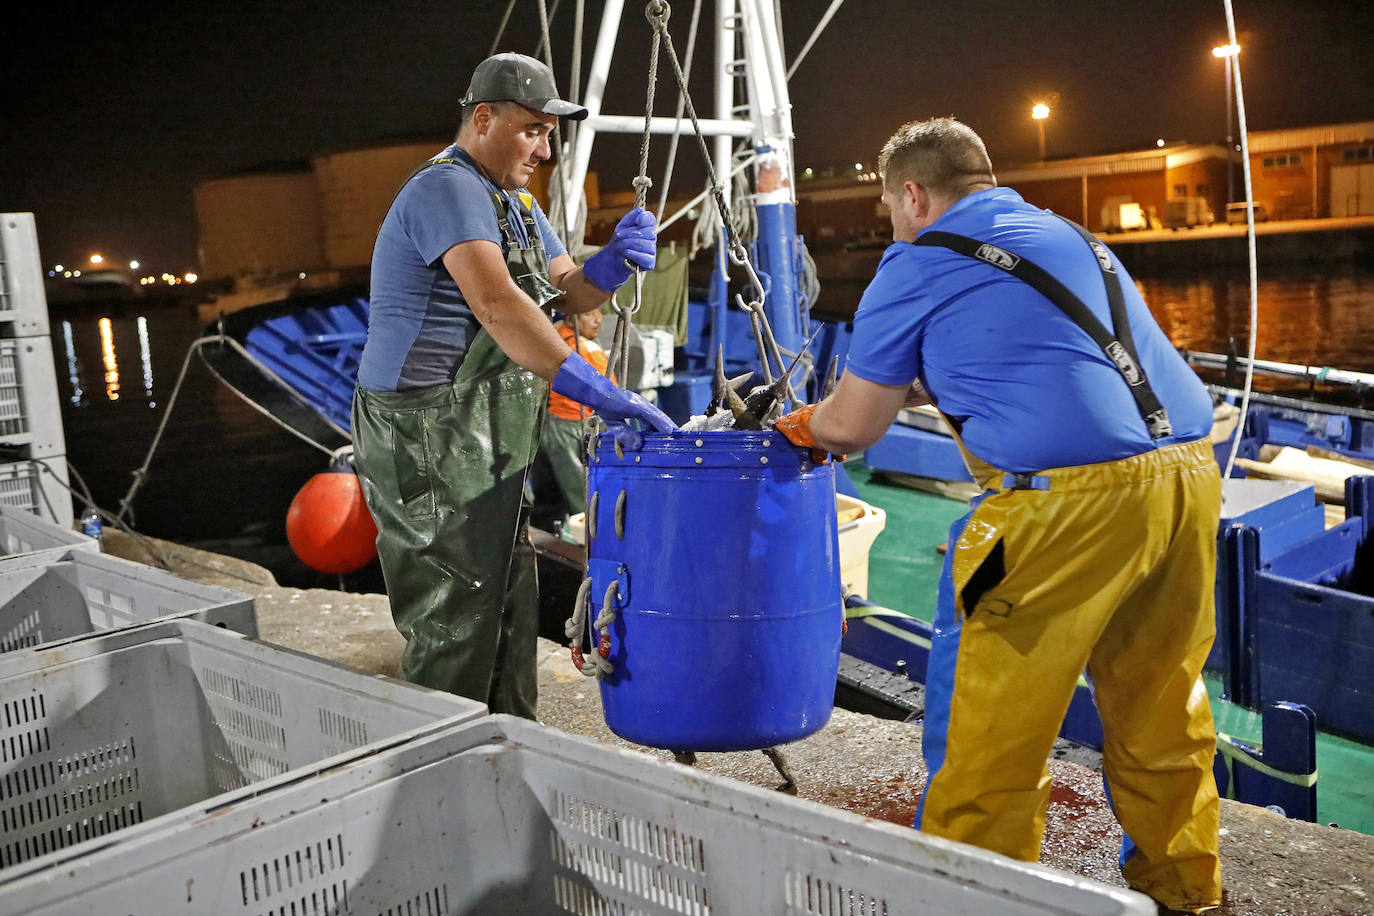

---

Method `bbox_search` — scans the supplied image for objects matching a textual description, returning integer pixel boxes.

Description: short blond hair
[879,117,996,201]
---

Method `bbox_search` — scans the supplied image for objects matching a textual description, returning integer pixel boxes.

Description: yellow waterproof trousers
[917,437,1223,913]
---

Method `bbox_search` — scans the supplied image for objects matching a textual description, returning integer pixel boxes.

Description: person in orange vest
[540,308,612,522]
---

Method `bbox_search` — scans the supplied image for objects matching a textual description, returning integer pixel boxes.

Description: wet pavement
[107,530,1374,916]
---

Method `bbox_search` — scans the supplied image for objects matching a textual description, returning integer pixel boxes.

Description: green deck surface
[846,457,1374,835]
[846,461,966,621]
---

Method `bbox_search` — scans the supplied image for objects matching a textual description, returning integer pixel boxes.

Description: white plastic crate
[0,503,97,564]
[0,547,256,653]
[0,714,1153,915]
[0,336,66,455]
[837,493,886,599]
[0,214,52,337]
[0,457,73,529]
[0,618,487,875]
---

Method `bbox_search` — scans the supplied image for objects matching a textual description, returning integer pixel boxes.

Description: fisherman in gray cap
[353,52,675,718]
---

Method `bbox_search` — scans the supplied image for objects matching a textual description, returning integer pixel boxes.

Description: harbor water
[49,262,1374,588]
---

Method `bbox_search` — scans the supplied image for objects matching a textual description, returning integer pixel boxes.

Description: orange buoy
[286,459,378,574]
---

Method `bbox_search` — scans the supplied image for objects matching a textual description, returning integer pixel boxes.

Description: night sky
[3,0,1372,274]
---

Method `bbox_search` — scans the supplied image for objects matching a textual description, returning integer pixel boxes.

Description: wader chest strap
[915,225,1172,440]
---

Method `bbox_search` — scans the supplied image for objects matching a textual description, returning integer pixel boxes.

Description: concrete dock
[106,530,1374,916]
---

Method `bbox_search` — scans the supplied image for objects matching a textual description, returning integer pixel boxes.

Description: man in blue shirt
[777,118,1222,913]
[353,53,674,719]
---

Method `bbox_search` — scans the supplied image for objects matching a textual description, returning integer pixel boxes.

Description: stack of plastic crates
[0,618,487,877]
[0,503,97,566]
[0,214,71,526]
[0,713,1153,914]
[0,545,257,653]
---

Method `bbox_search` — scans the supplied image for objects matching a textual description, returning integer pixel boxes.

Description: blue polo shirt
[846,188,1212,473]
[358,145,566,392]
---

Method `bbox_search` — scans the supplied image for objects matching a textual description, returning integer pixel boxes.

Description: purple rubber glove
[551,352,677,433]
[582,208,657,293]
[604,420,645,452]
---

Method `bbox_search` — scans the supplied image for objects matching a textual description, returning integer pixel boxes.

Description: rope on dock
[116,334,341,529]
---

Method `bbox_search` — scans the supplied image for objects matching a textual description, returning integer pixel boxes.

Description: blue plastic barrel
[586,429,843,751]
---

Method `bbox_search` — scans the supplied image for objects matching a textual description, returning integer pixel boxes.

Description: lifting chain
[607,1,669,388]
[639,0,789,386]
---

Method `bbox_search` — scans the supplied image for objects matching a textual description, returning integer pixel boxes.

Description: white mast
[557,0,794,239]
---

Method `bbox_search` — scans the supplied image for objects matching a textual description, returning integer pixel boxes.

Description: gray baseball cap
[461,52,589,120]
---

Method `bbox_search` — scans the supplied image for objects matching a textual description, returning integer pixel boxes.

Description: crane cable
[605,0,668,387]
[1220,0,1258,481]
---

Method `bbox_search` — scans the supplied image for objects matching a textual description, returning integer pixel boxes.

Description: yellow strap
[1215,731,1318,787]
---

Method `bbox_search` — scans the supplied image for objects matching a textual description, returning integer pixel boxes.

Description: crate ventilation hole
[202,666,289,782]
[238,832,348,915]
[551,789,709,915]
[785,872,890,916]
[0,610,41,652]
[1,713,142,868]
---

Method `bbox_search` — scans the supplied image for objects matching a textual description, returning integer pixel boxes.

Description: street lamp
[1031,103,1050,161]
[1213,43,1241,203]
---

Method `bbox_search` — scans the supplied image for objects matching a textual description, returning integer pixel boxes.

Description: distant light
[129,260,139,270]
[1031,104,1050,120]
[1212,43,1241,58]
[183,273,198,283]
[298,272,307,280]
[1157,139,1166,147]
[803,167,814,176]
[89,254,103,265]
[73,270,82,277]
[63,271,72,278]
[854,162,863,171]
[53,264,63,272]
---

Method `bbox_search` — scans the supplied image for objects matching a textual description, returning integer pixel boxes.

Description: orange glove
[774,404,843,464]
[775,403,819,448]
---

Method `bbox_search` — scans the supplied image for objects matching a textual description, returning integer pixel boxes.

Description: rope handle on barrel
[565,576,618,677]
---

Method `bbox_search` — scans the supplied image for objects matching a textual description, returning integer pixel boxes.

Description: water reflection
[98,317,120,401]
[1136,269,1374,372]
[61,320,83,407]
[137,316,155,407]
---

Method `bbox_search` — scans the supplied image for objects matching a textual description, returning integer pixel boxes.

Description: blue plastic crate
[1210,479,1326,673]
[242,295,369,433]
[863,422,973,484]
[1218,476,1374,741]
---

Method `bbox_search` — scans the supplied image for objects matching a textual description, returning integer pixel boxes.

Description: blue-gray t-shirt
[358,145,566,392]
[845,188,1212,473]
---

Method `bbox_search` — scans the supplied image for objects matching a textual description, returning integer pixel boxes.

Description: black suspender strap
[914,224,1173,440]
